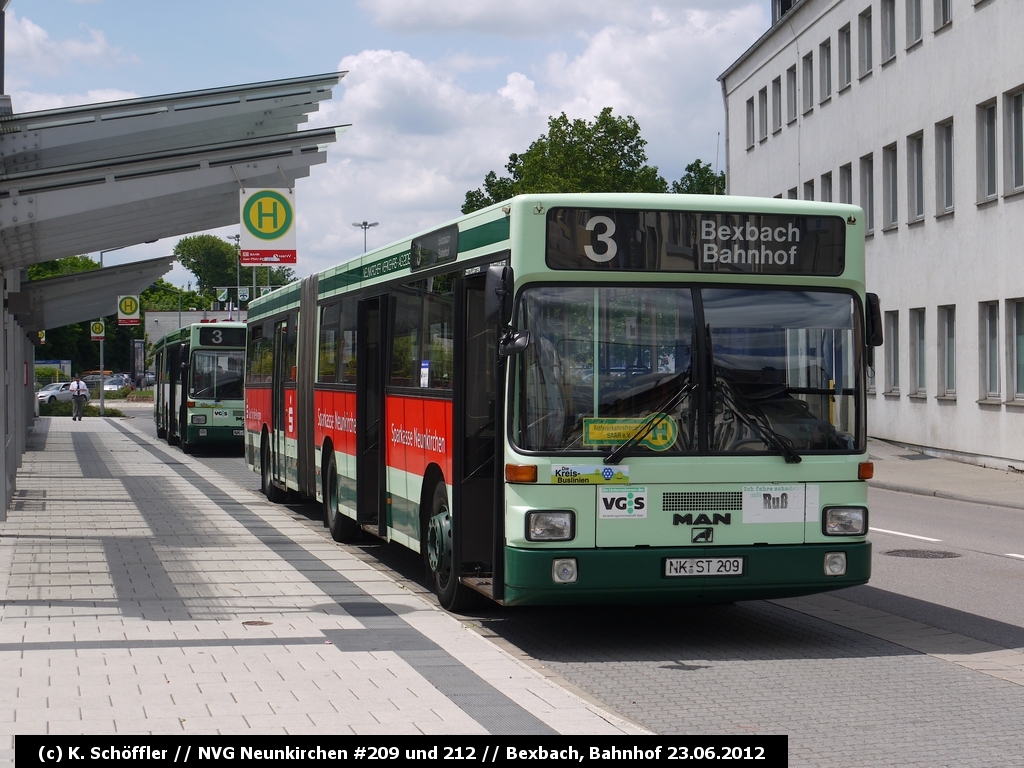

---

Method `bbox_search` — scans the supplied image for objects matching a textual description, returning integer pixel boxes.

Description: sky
[6,0,769,288]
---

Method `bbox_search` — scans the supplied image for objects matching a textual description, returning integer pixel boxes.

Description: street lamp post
[225,234,241,315]
[352,221,378,253]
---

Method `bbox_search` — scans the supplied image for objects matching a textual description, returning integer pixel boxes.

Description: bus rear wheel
[323,451,359,542]
[261,436,285,503]
[425,483,475,612]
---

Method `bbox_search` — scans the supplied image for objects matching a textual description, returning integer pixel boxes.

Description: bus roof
[247,193,866,321]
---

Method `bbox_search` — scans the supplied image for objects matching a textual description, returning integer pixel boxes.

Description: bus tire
[425,482,475,612]
[180,430,193,455]
[323,451,359,543]
[261,435,285,503]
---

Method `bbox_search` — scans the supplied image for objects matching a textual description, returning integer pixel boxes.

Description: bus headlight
[823,506,867,535]
[191,414,207,425]
[526,510,575,542]
[552,558,578,583]
[824,552,847,576]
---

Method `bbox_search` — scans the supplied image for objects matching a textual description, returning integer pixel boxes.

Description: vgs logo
[598,486,648,519]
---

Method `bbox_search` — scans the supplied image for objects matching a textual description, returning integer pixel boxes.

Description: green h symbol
[257,200,280,230]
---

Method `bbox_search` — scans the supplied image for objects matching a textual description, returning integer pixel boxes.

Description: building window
[934,0,952,30]
[982,302,1000,399]
[937,119,954,213]
[1015,300,1024,398]
[859,8,873,78]
[821,171,833,202]
[819,40,832,102]
[908,133,925,221]
[940,305,956,396]
[802,53,814,113]
[1010,89,1024,192]
[881,0,897,63]
[772,77,782,132]
[838,24,852,90]
[979,101,998,200]
[758,87,768,141]
[840,163,853,204]
[907,0,923,46]
[860,155,874,232]
[804,180,815,200]
[883,143,898,229]
[787,187,798,199]
[746,97,755,149]
[910,308,926,394]
[885,310,900,393]
[787,66,798,124]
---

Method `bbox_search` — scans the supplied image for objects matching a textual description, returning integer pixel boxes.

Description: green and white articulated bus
[245,193,882,611]
[153,322,247,453]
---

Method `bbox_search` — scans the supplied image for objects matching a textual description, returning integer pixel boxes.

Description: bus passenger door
[453,273,502,600]
[357,296,387,535]
[271,319,288,486]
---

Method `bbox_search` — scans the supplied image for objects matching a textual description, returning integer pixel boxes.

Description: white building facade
[720,0,1024,466]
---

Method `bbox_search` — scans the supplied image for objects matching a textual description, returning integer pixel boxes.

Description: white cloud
[291,5,767,278]
[6,12,125,78]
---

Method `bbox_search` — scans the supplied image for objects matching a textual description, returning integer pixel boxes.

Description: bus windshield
[514,285,860,457]
[190,349,245,400]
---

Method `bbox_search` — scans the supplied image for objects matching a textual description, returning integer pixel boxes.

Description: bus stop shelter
[0,72,346,515]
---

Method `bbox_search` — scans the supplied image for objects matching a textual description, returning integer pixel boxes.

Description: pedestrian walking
[69,374,89,421]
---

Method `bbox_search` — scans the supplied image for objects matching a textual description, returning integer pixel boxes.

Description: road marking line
[1006,553,1024,560]
[869,527,942,542]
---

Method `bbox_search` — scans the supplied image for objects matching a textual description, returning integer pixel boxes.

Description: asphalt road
[840,486,1024,650]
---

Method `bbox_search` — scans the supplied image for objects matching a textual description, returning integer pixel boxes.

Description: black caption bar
[17,736,786,767]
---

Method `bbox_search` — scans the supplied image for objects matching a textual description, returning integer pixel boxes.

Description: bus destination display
[546,208,846,276]
[198,326,247,347]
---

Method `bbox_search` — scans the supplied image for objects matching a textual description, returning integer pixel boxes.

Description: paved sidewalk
[868,437,1024,510]
[0,416,646,751]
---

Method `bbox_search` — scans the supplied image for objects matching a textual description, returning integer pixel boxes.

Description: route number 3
[584,216,617,263]
[210,330,223,345]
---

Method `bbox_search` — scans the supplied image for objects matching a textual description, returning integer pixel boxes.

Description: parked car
[103,375,131,392]
[37,382,76,404]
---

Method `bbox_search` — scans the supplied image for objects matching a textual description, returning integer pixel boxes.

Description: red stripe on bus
[385,395,452,478]
[245,387,272,434]
[313,389,357,454]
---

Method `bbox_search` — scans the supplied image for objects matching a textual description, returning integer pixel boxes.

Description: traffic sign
[239,188,297,265]
[117,295,140,326]
[90,319,105,341]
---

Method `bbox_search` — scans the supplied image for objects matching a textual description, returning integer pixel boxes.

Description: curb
[868,479,1024,512]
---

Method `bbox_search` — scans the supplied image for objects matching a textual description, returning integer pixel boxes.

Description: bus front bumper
[184,425,245,445]
[502,541,870,606]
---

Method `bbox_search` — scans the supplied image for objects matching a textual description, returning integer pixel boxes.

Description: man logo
[691,528,713,543]
[672,513,731,526]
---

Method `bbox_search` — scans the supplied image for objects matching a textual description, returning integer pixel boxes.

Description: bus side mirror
[865,293,883,347]
[484,265,515,326]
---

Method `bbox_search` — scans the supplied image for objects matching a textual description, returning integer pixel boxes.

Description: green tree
[173,234,239,296]
[462,108,668,213]
[141,279,210,312]
[670,159,726,195]
[28,254,99,280]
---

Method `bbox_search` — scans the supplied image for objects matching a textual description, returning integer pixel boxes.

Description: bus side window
[340,302,358,385]
[318,301,341,383]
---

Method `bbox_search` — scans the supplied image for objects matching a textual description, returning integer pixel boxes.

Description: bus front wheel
[323,451,359,543]
[426,483,475,612]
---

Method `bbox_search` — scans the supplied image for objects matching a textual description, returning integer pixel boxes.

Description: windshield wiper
[604,380,695,465]
[715,373,802,464]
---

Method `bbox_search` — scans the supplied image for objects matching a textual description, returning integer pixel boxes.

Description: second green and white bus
[154,321,247,453]
[245,193,882,610]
